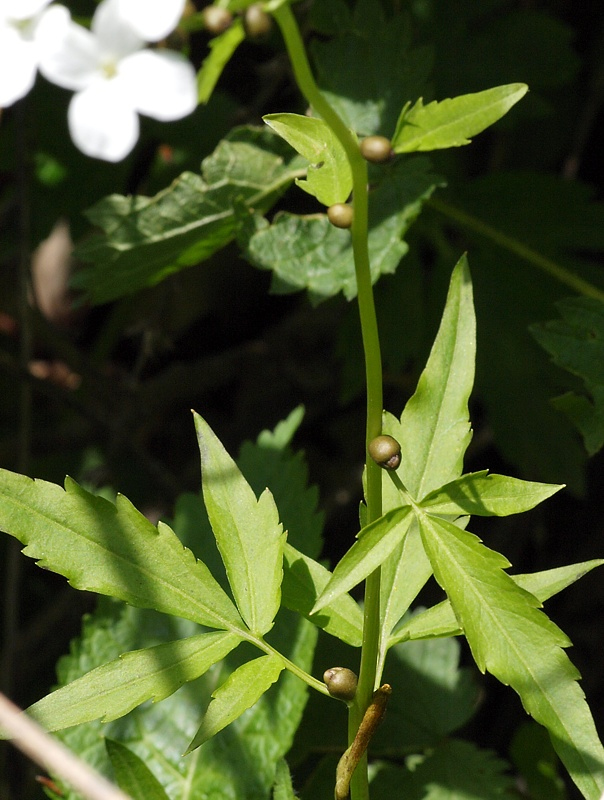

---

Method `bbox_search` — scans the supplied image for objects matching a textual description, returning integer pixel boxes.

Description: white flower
[114,0,187,42]
[0,0,54,107]
[37,0,197,162]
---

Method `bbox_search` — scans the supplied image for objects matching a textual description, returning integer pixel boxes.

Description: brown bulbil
[323,667,358,702]
[368,435,401,470]
[360,135,393,164]
[244,4,272,37]
[327,203,354,229]
[202,6,233,34]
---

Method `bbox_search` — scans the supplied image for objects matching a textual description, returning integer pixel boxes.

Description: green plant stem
[428,196,604,302]
[273,6,384,799]
[258,638,330,697]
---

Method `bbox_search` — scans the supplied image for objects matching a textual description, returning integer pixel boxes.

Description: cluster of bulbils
[202,4,272,38]
[327,135,394,230]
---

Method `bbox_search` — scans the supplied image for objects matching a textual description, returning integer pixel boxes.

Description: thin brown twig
[0,693,131,800]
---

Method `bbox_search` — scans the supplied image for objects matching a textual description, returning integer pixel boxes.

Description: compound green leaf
[282,543,363,647]
[263,113,352,205]
[236,409,362,641]
[0,470,243,631]
[242,156,441,303]
[186,654,284,753]
[22,631,241,734]
[420,471,563,516]
[531,297,604,455]
[73,127,305,304]
[388,254,475,501]
[377,256,475,663]
[105,739,171,800]
[419,512,604,800]
[195,413,286,636]
[50,599,315,800]
[514,559,604,600]
[197,19,245,104]
[390,558,604,645]
[311,506,412,614]
[392,83,528,153]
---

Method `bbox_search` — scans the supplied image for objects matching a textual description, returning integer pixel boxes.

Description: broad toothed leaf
[194,413,286,636]
[0,470,243,631]
[263,113,352,206]
[531,296,604,455]
[240,157,441,304]
[371,739,513,799]
[73,127,305,304]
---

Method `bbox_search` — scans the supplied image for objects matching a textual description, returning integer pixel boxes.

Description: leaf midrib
[416,297,465,499]
[423,513,584,760]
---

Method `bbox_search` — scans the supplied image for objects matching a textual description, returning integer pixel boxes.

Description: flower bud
[368,435,401,470]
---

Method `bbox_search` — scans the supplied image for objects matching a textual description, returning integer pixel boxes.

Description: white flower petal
[115,0,186,41]
[92,0,143,57]
[68,83,139,161]
[5,0,53,22]
[37,6,101,91]
[120,49,197,121]
[0,27,38,106]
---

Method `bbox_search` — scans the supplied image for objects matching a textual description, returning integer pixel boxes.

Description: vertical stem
[273,7,384,798]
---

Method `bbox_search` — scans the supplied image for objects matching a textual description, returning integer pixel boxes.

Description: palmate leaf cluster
[1,259,604,798]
